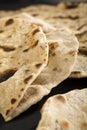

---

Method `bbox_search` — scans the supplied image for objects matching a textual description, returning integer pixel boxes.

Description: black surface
[0,1,34,10]
[0,0,57,10]
[0,0,86,10]
[0,78,87,130]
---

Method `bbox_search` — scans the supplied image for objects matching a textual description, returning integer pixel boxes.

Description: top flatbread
[36,88,87,130]
[0,15,48,121]
[8,14,79,120]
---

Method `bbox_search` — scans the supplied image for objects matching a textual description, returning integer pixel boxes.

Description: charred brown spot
[19,45,23,48]
[53,67,57,71]
[5,19,14,26]
[53,15,79,20]
[0,69,17,83]
[50,44,55,50]
[44,59,46,62]
[57,95,66,103]
[7,35,12,38]
[64,58,68,62]
[56,120,58,123]
[18,62,20,65]
[64,2,79,9]
[52,52,56,56]
[49,44,57,57]
[72,71,81,74]
[32,28,40,35]
[18,95,21,98]
[23,48,29,52]
[49,42,59,50]
[68,15,79,20]
[20,88,24,91]
[35,63,42,68]
[32,40,39,48]
[69,50,75,56]
[25,69,30,73]
[0,45,16,52]
[6,109,10,116]
[24,33,29,36]
[82,122,87,127]
[24,75,33,84]
[10,107,13,110]
[32,14,39,17]
[61,120,69,128]
[11,98,17,104]
[0,30,4,33]
[18,87,37,106]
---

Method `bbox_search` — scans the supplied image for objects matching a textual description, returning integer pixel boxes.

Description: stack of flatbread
[0,2,87,78]
[0,2,87,130]
[0,13,78,121]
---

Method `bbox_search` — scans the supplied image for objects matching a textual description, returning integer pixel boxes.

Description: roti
[36,88,87,130]
[9,14,79,120]
[0,15,48,121]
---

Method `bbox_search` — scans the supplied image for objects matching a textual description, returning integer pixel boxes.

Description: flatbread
[0,15,48,121]
[10,15,79,120]
[70,52,87,78]
[36,88,87,130]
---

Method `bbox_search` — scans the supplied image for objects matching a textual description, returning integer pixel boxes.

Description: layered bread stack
[0,2,87,130]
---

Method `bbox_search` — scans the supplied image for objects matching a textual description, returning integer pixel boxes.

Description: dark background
[0,0,87,10]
